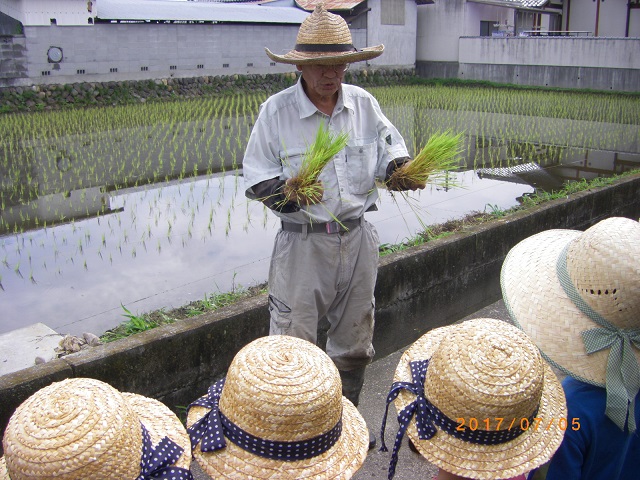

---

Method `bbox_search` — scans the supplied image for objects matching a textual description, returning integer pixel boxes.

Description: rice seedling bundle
[283,122,349,205]
[388,131,463,189]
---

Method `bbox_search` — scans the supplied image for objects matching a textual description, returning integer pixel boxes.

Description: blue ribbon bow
[187,378,227,453]
[137,424,193,480]
[380,359,433,480]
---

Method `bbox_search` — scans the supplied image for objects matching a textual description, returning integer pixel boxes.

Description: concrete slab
[0,324,62,376]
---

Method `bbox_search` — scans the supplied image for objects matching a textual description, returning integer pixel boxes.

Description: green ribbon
[557,244,640,433]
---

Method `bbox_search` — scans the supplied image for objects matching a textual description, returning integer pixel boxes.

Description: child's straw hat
[265,4,384,65]
[187,335,369,479]
[501,216,640,431]
[0,377,192,479]
[381,318,566,480]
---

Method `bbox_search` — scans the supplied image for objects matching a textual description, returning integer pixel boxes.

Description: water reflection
[1,105,639,336]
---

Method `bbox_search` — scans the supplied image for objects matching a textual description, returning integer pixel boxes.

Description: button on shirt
[243,77,409,224]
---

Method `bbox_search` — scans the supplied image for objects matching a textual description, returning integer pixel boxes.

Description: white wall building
[0,0,417,87]
[416,0,639,91]
[0,0,638,90]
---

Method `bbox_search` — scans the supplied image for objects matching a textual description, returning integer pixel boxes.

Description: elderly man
[243,4,424,449]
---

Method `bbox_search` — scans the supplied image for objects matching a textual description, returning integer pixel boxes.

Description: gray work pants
[267,220,379,371]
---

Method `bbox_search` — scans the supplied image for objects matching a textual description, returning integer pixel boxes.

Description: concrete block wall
[1,172,638,452]
[0,34,26,84]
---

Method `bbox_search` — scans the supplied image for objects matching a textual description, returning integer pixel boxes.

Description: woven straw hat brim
[265,45,384,65]
[0,457,8,480]
[189,397,368,479]
[122,393,192,471]
[1,379,190,479]
[500,227,640,385]
[187,335,368,479]
[393,320,567,480]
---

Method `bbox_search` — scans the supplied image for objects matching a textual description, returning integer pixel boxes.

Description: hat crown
[219,336,343,443]
[566,217,640,329]
[425,319,544,424]
[296,4,353,46]
[3,378,142,479]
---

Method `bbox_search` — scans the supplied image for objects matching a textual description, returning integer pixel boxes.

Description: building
[0,0,416,87]
[417,0,639,91]
[0,0,638,90]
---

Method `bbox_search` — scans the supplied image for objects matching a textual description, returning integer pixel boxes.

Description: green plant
[485,203,507,218]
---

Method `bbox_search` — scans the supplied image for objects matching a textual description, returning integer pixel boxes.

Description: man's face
[297,64,348,100]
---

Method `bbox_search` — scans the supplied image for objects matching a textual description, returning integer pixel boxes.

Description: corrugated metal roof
[295,0,365,12]
[96,0,310,24]
[468,0,549,9]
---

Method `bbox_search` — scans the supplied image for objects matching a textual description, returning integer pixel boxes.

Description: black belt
[281,218,363,234]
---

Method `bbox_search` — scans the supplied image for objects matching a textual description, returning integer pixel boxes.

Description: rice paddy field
[1,84,639,336]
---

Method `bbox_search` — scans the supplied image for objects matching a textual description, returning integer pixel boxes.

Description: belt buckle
[325,221,341,234]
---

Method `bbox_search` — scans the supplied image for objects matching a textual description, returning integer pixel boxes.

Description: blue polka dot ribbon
[137,423,194,480]
[187,378,343,461]
[380,360,537,480]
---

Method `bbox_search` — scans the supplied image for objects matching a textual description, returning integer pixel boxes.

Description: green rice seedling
[281,122,349,206]
[387,131,464,190]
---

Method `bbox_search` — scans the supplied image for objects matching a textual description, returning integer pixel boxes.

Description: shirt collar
[295,76,351,119]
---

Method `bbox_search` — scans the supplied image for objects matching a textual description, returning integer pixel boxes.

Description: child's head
[186,335,369,479]
[1,378,192,479]
[501,216,640,431]
[381,318,566,480]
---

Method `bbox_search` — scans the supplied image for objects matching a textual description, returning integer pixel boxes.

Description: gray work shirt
[243,77,409,224]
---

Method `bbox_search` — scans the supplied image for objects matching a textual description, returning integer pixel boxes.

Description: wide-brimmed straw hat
[0,378,192,479]
[501,216,640,432]
[186,335,369,479]
[265,4,384,65]
[380,318,566,480]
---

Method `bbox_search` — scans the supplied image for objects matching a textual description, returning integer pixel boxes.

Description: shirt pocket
[279,147,306,180]
[345,141,377,195]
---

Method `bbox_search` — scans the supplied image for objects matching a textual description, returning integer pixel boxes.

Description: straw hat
[381,318,566,480]
[265,4,384,65]
[0,378,192,479]
[501,216,640,431]
[186,335,369,479]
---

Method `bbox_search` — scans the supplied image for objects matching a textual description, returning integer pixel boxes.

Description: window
[141,66,148,71]
[381,0,404,26]
[110,67,117,73]
[223,63,229,68]
[170,65,177,70]
[77,69,85,74]
[480,21,498,37]
[197,64,204,69]
[41,71,51,76]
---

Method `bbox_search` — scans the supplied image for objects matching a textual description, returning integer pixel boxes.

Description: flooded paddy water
[1,85,639,336]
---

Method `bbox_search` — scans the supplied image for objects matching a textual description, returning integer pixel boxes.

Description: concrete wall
[566,0,638,37]
[367,0,417,69]
[6,22,303,87]
[1,172,639,452]
[418,36,640,91]
[0,34,25,81]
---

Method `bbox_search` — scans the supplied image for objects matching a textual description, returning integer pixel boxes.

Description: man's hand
[283,178,324,205]
[386,164,427,191]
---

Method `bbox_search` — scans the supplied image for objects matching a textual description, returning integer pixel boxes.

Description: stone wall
[0,68,415,113]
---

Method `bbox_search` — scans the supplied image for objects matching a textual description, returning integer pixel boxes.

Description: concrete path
[190,299,511,479]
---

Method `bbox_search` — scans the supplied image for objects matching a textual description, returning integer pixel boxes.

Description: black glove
[252,178,300,213]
